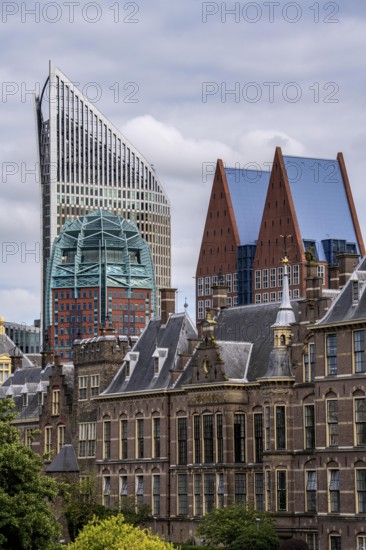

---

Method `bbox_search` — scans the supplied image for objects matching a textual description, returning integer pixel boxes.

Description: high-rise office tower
[35,62,171,340]
[45,210,156,359]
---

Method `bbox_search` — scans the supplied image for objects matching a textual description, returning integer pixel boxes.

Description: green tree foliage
[64,480,152,541]
[119,495,151,526]
[197,504,280,550]
[64,478,113,541]
[0,397,63,549]
[68,514,177,550]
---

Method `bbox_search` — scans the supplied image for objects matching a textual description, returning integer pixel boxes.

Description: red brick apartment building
[196,147,365,321]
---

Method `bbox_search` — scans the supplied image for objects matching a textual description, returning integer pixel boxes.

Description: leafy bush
[197,504,280,550]
[68,514,176,550]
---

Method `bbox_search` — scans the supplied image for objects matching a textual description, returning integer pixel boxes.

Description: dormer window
[152,348,168,377]
[22,393,28,407]
[124,351,139,380]
[353,281,359,304]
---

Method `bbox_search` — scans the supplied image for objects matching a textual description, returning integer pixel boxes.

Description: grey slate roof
[45,444,79,473]
[315,257,366,325]
[176,340,252,387]
[1,365,52,420]
[0,332,33,368]
[103,312,198,395]
[262,348,293,378]
[215,301,299,381]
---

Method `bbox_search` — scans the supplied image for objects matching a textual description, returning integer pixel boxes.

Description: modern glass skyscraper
[35,61,171,339]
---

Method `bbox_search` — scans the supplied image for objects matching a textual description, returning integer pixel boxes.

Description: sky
[1,0,366,325]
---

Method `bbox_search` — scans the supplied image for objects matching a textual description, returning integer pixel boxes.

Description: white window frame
[270,268,276,288]
[255,270,261,290]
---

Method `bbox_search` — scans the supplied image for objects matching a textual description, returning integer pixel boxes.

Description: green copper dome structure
[45,210,156,332]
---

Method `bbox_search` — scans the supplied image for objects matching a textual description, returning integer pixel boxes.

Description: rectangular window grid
[354,330,365,373]
[306,471,317,512]
[217,473,224,508]
[204,474,215,513]
[153,475,160,516]
[203,415,214,463]
[153,417,161,458]
[255,473,264,511]
[120,475,128,501]
[329,469,340,513]
[327,400,339,447]
[234,413,245,463]
[277,470,287,511]
[178,417,187,465]
[103,420,111,459]
[78,375,87,400]
[216,414,223,463]
[177,474,188,516]
[136,475,144,509]
[265,406,271,450]
[198,277,203,297]
[255,270,261,290]
[326,334,337,375]
[52,389,60,415]
[90,374,100,396]
[305,405,315,449]
[103,476,111,508]
[194,415,201,463]
[356,469,366,513]
[276,406,286,450]
[120,419,128,459]
[79,422,96,457]
[355,398,366,446]
[254,413,263,463]
[194,474,202,516]
[136,418,144,459]
[270,268,276,288]
[235,473,246,504]
[205,276,210,296]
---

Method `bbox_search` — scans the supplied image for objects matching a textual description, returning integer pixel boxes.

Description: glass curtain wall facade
[35,62,171,340]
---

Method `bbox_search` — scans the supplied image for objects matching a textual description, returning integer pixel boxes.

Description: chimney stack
[338,253,359,288]
[160,288,177,325]
[10,349,23,373]
[328,265,339,289]
[212,283,228,314]
[306,263,322,301]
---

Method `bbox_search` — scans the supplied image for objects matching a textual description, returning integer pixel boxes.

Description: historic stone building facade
[3,267,366,548]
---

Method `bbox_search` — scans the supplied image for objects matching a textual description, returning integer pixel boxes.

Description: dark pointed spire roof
[272,259,296,328]
[45,444,79,473]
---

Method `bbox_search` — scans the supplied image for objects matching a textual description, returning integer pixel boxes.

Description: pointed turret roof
[272,259,296,328]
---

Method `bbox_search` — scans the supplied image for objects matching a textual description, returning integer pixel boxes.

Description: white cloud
[0,289,40,325]
[1,4,366,324]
